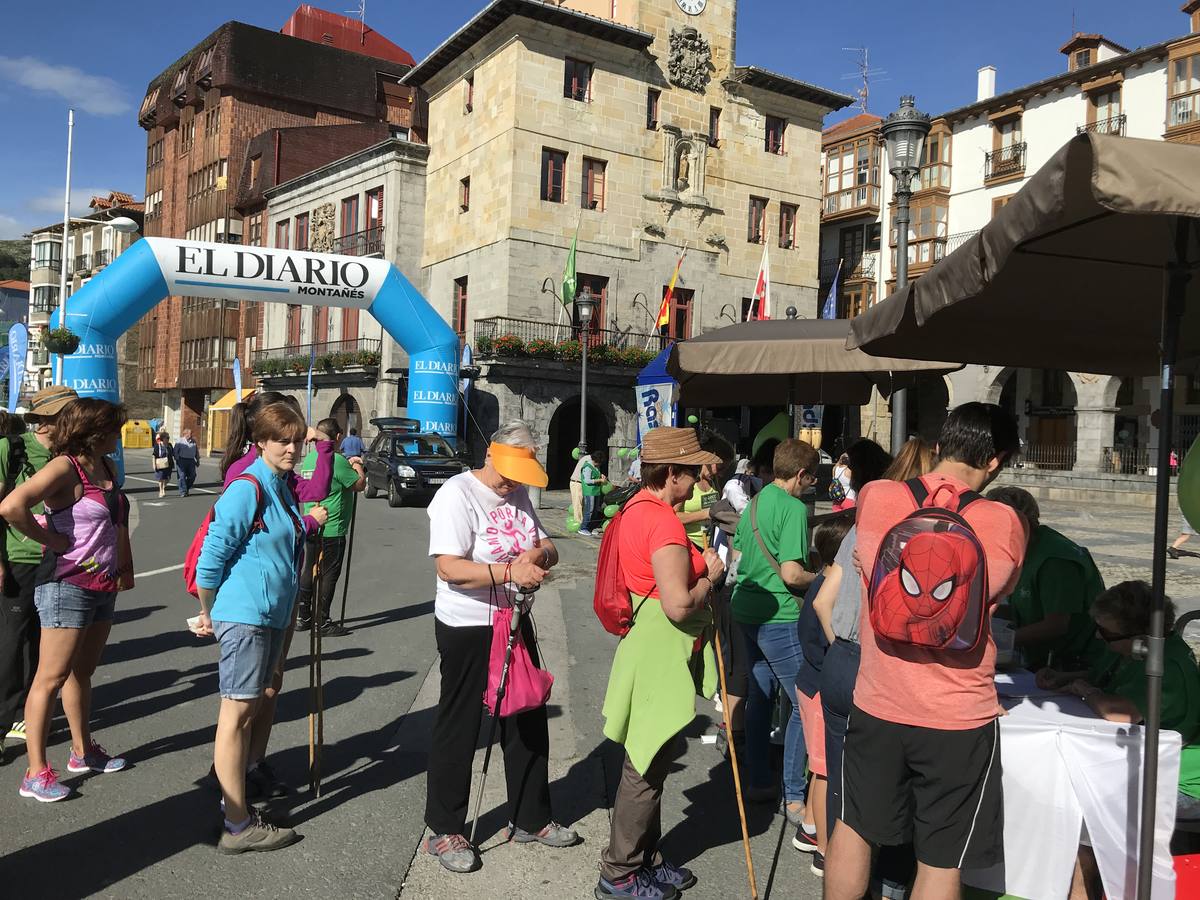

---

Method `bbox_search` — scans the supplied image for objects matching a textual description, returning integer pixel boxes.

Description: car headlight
[395,465,416,478]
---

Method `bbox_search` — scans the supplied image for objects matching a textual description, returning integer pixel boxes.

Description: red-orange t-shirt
[852,473,1026,730]
[620,490,707,598]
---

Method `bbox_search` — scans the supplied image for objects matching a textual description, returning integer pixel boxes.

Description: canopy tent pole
[1137,216,1192,900]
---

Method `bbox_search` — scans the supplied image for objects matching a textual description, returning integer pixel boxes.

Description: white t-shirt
[427,471,548,627]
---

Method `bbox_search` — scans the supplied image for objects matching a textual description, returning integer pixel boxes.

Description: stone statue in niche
[675,144,691,192]
[310,203,335,253]
[668,27,712,93]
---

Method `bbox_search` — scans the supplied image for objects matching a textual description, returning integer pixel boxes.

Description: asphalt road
[0,452,1195,899]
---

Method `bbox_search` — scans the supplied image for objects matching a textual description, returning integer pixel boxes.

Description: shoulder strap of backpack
[955,490,984,514]
[750,493,786,582]
[231,474,267,531]
[906,477,929,508]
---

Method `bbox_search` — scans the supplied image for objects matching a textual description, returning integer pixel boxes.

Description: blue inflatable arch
[53,237,460,446]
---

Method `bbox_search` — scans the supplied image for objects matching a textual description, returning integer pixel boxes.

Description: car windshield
[391,435,455,458]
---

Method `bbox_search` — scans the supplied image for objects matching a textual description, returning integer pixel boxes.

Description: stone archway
[546,396,613,489]
[329,393,361,437]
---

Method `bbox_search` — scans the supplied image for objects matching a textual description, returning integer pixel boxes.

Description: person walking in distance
[1,398,133,803]
[295,418,366,636]
[174,428,199,497]
[339,427,365,459]
[152,429,174,499]
[0,386,76,757]
[193,402,326,852]
[824,404,1026,900]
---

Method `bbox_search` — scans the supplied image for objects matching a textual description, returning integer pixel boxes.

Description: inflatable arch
[52,237,460,455]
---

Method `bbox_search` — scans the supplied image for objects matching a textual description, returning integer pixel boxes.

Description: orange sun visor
[489,442,548,489]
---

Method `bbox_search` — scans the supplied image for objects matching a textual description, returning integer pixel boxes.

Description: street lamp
[880,95,932,453]
[575,286,596,453]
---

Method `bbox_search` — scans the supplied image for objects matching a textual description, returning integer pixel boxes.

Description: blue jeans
[177,458,196,496]
[581,494,597,532]
[742,620,807,803]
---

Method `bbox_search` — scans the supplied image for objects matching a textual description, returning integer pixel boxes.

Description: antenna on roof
[345,0,366,45]
[840,47,888,114]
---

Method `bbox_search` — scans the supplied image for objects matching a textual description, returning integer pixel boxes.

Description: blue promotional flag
[8,324,27,411]
[232,356,242,399]
[821,259,843,320]
[306,344,316,423]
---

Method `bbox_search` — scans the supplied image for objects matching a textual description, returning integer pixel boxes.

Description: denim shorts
[34,581,117,629]
[213,621,286,701]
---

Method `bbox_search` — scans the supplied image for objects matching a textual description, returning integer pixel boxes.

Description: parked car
[362,427,468,507]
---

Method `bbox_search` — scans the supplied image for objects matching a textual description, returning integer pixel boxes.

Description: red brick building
[136,5,422,439]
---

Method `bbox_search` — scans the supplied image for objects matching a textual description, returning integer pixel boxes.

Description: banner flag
[8,324,27,411]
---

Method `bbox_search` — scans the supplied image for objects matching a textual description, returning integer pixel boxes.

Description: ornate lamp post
[575,286,596,453]
[880,95,932,452]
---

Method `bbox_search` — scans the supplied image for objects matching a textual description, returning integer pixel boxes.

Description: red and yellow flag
[657,251,686,330]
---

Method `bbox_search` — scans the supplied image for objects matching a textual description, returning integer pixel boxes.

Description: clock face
[676,0,706,14]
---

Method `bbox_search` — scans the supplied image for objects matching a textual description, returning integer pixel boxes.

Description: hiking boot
[19,766,71,802]
[426,833,480,873]
[509,820,580,847]
[316,620,351,638]
[1168,546,1182,559]
[246,759,290,799]
[67,740,126,774]
[649,861,696,890]
[595,869,680,899]
[792,825,819,853]
[217,810,300,855]
[7,720,26,742]
[811,850,825,878]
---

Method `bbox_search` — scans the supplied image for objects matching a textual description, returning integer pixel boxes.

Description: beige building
[403,0,850,481]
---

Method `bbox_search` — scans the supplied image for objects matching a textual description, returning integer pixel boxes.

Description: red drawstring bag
[484,588,553,717]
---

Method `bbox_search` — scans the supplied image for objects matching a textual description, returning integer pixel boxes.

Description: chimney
[977,66,996,102]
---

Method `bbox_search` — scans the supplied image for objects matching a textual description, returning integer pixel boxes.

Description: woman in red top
[596,427,724,900]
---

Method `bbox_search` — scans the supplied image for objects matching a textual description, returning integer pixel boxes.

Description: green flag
[562,229,577,308]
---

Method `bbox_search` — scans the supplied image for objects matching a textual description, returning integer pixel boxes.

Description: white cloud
[0,56,131,116]
[0,213,27,241]
[27,186,115,218]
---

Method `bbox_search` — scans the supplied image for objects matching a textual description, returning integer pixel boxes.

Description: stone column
[1073,376,1117,473]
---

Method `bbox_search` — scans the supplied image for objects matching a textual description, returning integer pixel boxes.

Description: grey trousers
[600,734,684,881]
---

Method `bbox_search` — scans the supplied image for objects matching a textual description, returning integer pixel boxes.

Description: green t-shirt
[1099,633,1200,797]
[581,461,603,497]
[682,483,718,549]
[300,451,360,537]
[730,483,809,624]
[0,433,51,565]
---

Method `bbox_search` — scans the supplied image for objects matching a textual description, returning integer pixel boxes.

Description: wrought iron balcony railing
[251,337,382,370]
[473,316,669,358]
[73,253,91,273]
[93,249,113,268]
[1077,114,1126,137]
[818,252,879,284]
[335,225,384,258]
[984,142,1027,181]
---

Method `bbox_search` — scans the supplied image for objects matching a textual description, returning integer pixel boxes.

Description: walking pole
[338,491,359,627]
[307,541,325,796]
[468,588,534,847]
[715,625,758,899]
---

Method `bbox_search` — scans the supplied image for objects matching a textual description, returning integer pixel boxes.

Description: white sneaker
[6,721,25,742]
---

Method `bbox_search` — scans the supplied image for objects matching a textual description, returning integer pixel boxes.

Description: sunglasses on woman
[1095,622,1139,643]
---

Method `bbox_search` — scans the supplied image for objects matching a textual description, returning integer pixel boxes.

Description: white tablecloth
[962,671,1180,900]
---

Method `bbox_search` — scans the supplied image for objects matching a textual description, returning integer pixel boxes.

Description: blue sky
[0,0,1187,239]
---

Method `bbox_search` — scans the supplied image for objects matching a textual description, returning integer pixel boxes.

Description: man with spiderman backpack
[824,403,1026,900]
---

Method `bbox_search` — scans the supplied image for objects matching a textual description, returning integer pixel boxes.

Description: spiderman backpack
[866,478,990,652]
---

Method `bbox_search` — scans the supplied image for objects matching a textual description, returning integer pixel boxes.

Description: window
[995,117,1022,149]
[294,213,309,251]
[740,297,754,321]
[246,212,263,247]
[889,198,948,268]
[991,195,1014,216]
[845,282,875,319]
[146,139,164,169]
[709,107,721,146]
[574,275,608,337]
[249,154,261,184]
[840,226,865,273]
[778,202,797,249]
[765,116,786,154]
[1090,86,1121,125]
[144,189,163,219]
[464,73,474,114]
[663,286,694,340]
[748,196,767,244]
[274,219,289,249]
[286,305,303,349]
[541,149,566,203]
[647,89,660,130]
[1074,49,1092,69]
[31,286,59,313]
[179,117,195,154]
[453,277,468,337]
[341,307,359,342]
[204,105,221,136]
[340,195,360,236]
[365,187,384,231]
[459,177,471,212]
[582,158,606,211]
[32,240,61,270]
[313,306,330,346]
[918,129,952,191]
[564,58,592,102]
[823,137,881,214]
[1169,53,1200,127]
[988,117,1025,180]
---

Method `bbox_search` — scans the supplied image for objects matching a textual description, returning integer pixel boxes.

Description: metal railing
[1102,446,1155,475]
[335,225,384,257]
[252,337,381,369]
[31,259,61,273]
[93,249,113,268]
[984,142,1027,181]
[945,230,980,254]
[474,316,668,353]
[818,252,878,284]
[73,253,91,273]
[1077,114,1126,137]
[1017,443,1077,471]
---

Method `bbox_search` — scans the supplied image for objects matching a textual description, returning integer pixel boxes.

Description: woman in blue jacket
[194,402,327,855]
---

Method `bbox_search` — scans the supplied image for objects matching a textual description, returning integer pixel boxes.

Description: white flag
[753,245,771,320]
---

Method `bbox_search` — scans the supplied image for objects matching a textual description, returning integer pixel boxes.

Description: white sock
[802,822,817,836]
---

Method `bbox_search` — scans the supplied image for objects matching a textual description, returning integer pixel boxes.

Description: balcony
[1077,114,1126,137]
[73,253,92,274]
[473,316,667,367]
[335,226,384,257]
[818,252,878,286]
[945,230,980,255]
[984,142,1026,183]
[252,337,382,379]
[822,185,881,221]
[93,249,113,268]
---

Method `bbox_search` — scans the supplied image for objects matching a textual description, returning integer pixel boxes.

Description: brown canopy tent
[849,132,1200,899]
[666,318,957,407]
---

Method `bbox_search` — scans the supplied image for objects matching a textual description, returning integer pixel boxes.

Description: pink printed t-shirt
[852,473,1025,730]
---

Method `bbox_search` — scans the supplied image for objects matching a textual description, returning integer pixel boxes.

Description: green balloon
[617,447,629,458]
[601,482,614,495]
[1181,436,1200,533]
[687,414,699,425]
[571,447,582,460]
[604,504,619,518]
[565,516,581,532]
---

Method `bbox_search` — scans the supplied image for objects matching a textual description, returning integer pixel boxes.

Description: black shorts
[841,705,1003,870]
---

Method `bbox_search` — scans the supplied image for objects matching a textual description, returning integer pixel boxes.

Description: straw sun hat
[639,427,720,466]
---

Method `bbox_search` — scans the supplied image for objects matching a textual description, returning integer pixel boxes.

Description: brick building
[135,5,421,439]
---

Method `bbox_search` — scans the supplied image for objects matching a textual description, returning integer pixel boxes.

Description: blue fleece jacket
[197,457,304,629]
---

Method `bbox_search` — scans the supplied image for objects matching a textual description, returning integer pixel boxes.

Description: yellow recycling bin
[121,420,153,450]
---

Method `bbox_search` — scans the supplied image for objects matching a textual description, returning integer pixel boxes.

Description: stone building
[816,0,1200,482]
[401,0,850,481]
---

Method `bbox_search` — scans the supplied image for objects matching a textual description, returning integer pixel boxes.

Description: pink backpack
[866,478,990,652]
[182,475,266,598]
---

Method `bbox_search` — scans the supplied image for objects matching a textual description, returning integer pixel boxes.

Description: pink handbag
[484,600,554,717]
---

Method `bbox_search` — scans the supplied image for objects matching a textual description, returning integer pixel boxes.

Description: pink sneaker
[67,740,126,774]
[19,766,71,802]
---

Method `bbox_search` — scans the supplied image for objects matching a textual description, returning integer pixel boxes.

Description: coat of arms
[668,27,711,93]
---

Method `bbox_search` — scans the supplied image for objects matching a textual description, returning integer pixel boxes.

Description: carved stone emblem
[310,203,336,253]
[668,27,711,92]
